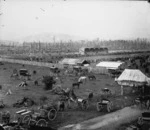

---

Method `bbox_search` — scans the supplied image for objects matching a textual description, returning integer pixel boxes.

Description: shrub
[42,75,56,90]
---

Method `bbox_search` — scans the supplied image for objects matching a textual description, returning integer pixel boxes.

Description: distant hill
[17,33,88,43]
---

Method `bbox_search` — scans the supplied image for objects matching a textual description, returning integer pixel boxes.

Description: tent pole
[121,85,124,95]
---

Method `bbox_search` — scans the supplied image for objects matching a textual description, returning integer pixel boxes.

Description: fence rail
[0,58,63,68]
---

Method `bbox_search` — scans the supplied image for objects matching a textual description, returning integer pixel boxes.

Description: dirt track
[59,106,146,130]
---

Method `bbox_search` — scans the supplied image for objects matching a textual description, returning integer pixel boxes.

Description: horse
[34,80,38,86]
[88,75,96,80]
[88,92,94,100]
[78,76,87,83]
[72,81,82,89]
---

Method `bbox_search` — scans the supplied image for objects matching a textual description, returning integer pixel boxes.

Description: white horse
[78,76,87,83]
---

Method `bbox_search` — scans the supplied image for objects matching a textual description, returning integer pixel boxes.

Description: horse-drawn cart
[137,112,150,125]
[134,95,150,109]
[76,98,89,110]
[14,105,57,127]
[97,99,113,112]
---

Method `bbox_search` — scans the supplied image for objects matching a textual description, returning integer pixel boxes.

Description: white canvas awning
[59,58,87,65]
[117,69,149,86]
[96,61,124,70]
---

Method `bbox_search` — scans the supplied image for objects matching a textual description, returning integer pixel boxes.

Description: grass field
[0,62,139,129]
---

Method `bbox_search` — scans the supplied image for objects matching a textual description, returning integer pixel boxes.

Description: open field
[0,61,141,129]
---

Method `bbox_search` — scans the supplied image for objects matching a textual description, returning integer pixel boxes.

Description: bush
[42,75,56,90]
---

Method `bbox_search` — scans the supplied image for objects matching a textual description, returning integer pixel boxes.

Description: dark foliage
[42,76,56,90]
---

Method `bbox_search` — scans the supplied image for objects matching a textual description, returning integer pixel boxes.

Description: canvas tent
[96,61,125,70]
[117,69,149,87]
[59,58,88,66]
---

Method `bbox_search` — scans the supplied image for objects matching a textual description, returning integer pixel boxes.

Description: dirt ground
[0,62,140,129]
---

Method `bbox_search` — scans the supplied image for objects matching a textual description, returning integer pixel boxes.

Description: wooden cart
[97,99,113,112]
[138,112,150,125]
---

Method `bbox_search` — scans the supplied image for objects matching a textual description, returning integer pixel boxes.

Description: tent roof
[60,58,85,65]
[117,69,148,83]
[96,61,124,69]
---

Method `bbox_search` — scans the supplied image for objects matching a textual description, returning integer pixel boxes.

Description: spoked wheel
[137,117,143,125]
[36,119,47,127]
[48,108,57,121]
[28,119,37,126]
[22,115,31,124]
[97,103,103,112]
[81,100,89,110]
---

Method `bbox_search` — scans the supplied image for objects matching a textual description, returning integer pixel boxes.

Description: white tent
[96,61,124,70]
[59,58,79,65]
[59,58,88,66]
[117,69,148,86]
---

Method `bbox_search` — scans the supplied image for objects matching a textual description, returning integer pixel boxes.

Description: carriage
[134,95,150,109]
[96,99,113,112]
[76,98,89,110]
[137,112,150,125]
[14,105,57,127]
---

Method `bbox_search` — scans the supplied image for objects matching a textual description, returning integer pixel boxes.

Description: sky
[0,0,150,41]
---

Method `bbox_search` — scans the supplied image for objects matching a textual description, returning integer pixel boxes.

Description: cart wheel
[40,109,47,118]
[28,119,37,126]
[82,100,89,110]
[138,117,143,125]
[36,119,47,127]
[22,115,31,124]
[48,108,57,121]
[97,103,102,112]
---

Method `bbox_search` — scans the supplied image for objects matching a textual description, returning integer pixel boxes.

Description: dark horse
[88,75,96,80]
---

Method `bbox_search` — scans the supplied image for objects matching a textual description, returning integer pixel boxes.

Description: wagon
[14,106,57,127]
[14,109,32,124]
[29,104,57,127]
[19,69,31,77]
[77,98,89,110]
[96,99,113,112]
[134,95,150,109]
[137,112,150,125]
[68,96,89,110]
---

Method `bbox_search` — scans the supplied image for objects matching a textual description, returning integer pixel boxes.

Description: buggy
[134,95,150,109]
[97,99,113,112]
[137,112,150,125]
[14,106,57,127]
[19,69,31,77]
